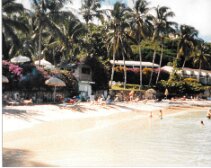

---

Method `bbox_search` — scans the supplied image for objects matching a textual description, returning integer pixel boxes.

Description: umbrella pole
[54,86,57,103]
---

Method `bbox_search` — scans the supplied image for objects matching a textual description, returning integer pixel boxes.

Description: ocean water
[56,110,211,167]
[116,111,211,166]
[4,109,211,167]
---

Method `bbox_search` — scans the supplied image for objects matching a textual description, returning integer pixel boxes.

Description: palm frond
[3,23,20,47]
[47,11,76,24]
[3,2,24,13]
[42,14,69,48]
[3,17,29,33]
[2,0,24,14]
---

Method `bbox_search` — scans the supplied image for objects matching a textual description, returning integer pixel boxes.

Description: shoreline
[3,100,210,133]
[3,100,211,167]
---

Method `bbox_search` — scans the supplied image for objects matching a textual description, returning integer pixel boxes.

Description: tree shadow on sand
[57,104,95,113]
[57,103,136,113]
[2,108,45,122]
[3,148,54,167]
[112,104,135,111]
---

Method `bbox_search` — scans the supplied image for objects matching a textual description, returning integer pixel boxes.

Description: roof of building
[161,66,211,77]
[109,60,160,67]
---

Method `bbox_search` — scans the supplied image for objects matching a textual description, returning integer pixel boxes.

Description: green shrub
[157,78,204,96]
[112,83,141,91]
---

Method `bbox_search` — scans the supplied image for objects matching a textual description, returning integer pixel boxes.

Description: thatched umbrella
[45,77,66,102]
[35,58,52,66]
[35,58,55,70]
[145,89,157,99]
[10,55,31,63]
[2,75,9,83]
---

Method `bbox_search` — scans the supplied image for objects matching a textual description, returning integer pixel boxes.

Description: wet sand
[3,101,210,166]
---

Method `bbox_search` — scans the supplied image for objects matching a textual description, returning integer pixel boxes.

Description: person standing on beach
[164,88,168,99]
[206,109,211,119]
[149,112,153,118]
[129,90,134,102]
[159,110,163,119]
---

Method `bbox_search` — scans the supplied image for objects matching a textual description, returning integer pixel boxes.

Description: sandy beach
[3,100,211,166]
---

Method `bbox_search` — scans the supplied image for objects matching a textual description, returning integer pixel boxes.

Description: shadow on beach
[56,103,125,113]
[2,108,44,122]
[3,148,53,167]
[114,103,138,111]
[57,104,94,113]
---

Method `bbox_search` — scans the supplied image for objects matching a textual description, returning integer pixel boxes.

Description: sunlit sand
[3,100,211,166]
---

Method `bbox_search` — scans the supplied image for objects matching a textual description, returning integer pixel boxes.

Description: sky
[17,0,211,42]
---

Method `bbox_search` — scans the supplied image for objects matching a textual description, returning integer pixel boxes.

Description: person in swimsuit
[159,110,163,119]
[206,109,211,119]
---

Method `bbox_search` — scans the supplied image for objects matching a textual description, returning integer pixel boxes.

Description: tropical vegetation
[2,0,211,96]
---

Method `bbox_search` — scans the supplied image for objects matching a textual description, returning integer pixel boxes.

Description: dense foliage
[3,61,78,96]
[157,78,205,96]
[2,0,211,95]
[113,67,169,85]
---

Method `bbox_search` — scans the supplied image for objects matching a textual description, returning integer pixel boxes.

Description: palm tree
[80,0,104,32]
[80,0,105,60]
[156,22,177,84]
[176,25,198,68]
[43,17,87,64]
[192,39,211,81]
[148,6,176,86]
[32,0,72,65]
[2,0,29,59]
[129,0,152,89]
[80,0,103,24]
[106,2,131,89]
[66,18,87,58]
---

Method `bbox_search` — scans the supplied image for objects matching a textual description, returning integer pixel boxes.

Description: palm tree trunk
[156,44,163,84]
[122,49,127,89]
[38,25,42,66]
[198,61,202,82]
[8,45,15,57]
[138,33,142,89]
[120,37,127,89]
[174,41,182,69]
[86,21,89,43]
[171,46,181,80]
[182,57,187,69]
[149,46,156,86]
[110,33,118,88]
[139,45,142,89]
[110,49,116,88]
[53,48,56,66]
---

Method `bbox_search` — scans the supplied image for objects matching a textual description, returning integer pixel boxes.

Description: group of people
[149,110,163,119]
[90,94,113,105]
[149,109,210,126]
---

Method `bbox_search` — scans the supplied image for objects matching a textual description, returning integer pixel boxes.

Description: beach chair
[21,99,33,105]
[59,99,81,108]
[5,97,20,106]
[106,96,113,105]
